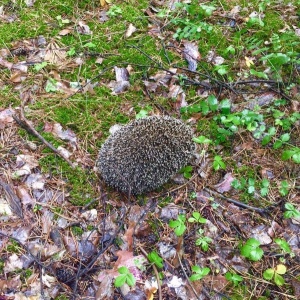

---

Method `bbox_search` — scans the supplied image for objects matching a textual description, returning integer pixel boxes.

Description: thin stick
[139,246,162,300]
[13,104,76,169]
[204,187,270,215]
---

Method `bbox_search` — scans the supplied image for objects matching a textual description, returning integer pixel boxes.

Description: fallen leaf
[214,173,235,193]
[183,41,200,71]
[125,23,137,38]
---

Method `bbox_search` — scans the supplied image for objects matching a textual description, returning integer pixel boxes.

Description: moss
[71,226,84,236]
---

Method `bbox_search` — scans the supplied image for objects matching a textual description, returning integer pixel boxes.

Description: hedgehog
[97,116,194,195]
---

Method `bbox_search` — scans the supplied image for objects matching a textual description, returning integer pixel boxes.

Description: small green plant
[7,240,21,253]
[33,204,43,213]
[71,226,83,236]
[282,147,300,164]
[279,180,290,196]
[260,179,270,196]
[193,135,212,144]
[34,62,47,72]
[107,5,122,17]
[274,238,291,254]
[283,203,300,219]
[225,272,243,287]
[148,251,163,269]
[263,264,286,286]
[169,214,186,236]
[240,238,264,261]
[247,178,256,194]
[213,155,226,171]
[180,165,193,179]
[195,229,212,252]
[67,47,76,56]
[56,15,70,27]
[188,212,207,224]
[45,78,57,93]
[189,266,210,281]
[114,266,135,287]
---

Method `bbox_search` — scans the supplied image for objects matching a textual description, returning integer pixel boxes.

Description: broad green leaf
[274,273,285,286]
[280,133,290,142]
[263,269,274,280]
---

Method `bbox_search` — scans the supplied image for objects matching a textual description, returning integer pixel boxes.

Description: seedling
[195,229,212,252]
[169,214,186,236]
[148,251,163,269]
[225,272,243,287]
[189,266,210,281]
[34,62,47,72]
[279,180,290,196]
[282,147,300,164]
[274,238,291,254]
[263,264,286,286]
[107,5,122,17]
[273,133,290,149]
[188,212,207,224]
[114,266,135,287]
[260,179,270,197]
[240,238,264,261]
[247,178,255,194]
[180,165,193,179]
[283,203,300,219]
[192,136,212,144]
[213,155,226,171]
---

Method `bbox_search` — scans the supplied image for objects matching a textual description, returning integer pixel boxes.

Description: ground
[0,0,299,299]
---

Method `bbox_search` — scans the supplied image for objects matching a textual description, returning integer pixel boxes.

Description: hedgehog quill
[97,116,194,195]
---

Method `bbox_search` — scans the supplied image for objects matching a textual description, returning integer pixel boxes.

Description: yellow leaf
[245,56,254,68]
[276,264,287,275]
[100,0,107,6]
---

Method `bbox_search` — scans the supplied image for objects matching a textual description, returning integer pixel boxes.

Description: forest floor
[0,0,300,299]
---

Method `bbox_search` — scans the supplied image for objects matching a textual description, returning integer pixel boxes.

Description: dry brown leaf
[58,28,73,36]
[214,173,235,193]
[125,23,137,38]
[183,41,200,71]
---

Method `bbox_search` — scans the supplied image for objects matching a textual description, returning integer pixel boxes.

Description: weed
[169,214,186,237]
[263,264,287,286]
[190,266,210,281]
[240,238,264,261]
[114,266,135,287]
[148,251,163,269]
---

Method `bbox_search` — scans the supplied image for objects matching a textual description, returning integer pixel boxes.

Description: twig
[0,180,23,218]
[176,252,212,300]
[139,246,162,300]
[204,187,270,216]
[13,104,76,168]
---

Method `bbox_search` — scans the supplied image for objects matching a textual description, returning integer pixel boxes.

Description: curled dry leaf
[58,28,73,36]
[206,50,225,65]
[16,185,35,206]
[214,173,235,193]
[250,225,272,245]
[182,41,200,71]
[4,254,23,273]
[0,197,13,215]
[25,174,45,190]
[12,226,31,244]
[109,67,130,94]
[13,155,39,177]
[0,108,15,128]
[81,209,97,221]
[77,21,92,35]
[125,23,137,38]
[44,122,77,146]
